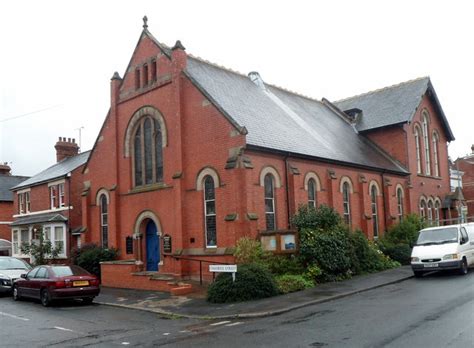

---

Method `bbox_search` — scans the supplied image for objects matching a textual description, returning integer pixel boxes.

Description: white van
[411,223,474,277]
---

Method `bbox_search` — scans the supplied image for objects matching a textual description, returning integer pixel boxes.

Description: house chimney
[0,162,11,175]
[55,137,79,162]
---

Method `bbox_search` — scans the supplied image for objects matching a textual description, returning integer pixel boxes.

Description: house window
[203,175,217,247]
[133,116,163,187]
[18,193,25,214]
[432,132,440,177]
[151,59,157,82]
[397,188,404,222]
[25,192,30,213]
[414,127,422,174]
[371,185,378,238]
[342,181,351,226]
[50,186,57,209]
[20,229,29,254]
[12,230,19,255]
[58,183,65,207]
[308,178,317,208]
[135,68,140,89]
[422,112,431,175]
[100,194,108,248]
[143,64,149,86]
[264,173,276,231]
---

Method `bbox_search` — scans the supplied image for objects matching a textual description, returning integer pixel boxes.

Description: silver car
[0,256,32,294]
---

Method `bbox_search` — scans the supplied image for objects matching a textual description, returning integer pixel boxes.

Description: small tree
[20,227,62,266]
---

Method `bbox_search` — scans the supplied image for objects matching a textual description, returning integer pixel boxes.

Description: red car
[13,265,100,306]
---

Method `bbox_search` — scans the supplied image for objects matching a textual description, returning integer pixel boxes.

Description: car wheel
[413,271,423,278]
[40,289,51,307]
[82,297,94,305]
[12,285,21,301]
[459,258,468,276]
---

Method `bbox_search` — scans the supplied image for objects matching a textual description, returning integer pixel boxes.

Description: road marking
[179,330,190,333]
[163,333,170,336]
[121,343,130,345]
[0,312,30,321]
[210,321,231,326]
[225,322,243,327]
[54,326,75,332]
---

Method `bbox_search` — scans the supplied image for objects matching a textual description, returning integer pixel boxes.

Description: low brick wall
[101,261,177,292]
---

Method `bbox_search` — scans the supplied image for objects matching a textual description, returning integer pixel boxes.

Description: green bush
[275,274,314,294]
[71,244,119,278]
[262,254,305,276]
[234,237,269,265]
[384,214,426,247]
[299,227,352,279]
[207,263,279,303]
[377,240,412,265]
[303,264,323,283]
[291,204,342,231]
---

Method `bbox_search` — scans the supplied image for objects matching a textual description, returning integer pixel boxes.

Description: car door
[30,267,48,299]
[18,267,39,298]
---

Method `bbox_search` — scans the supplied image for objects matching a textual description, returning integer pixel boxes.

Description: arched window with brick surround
[414,125,422,174]
[340,177,353,227]
[304,172,321,209]
[396,186,404,222]
[264,174,276,231]
[369,182,379,238]
[422,111,431,175]
[96,190,110,248]
[419,197,427,221]
[432,131,440,177]
[196,167,220,248]
[203,175,217,247]
[125,107,167,188]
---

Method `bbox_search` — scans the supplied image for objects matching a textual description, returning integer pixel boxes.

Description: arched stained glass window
[203,175,216,247]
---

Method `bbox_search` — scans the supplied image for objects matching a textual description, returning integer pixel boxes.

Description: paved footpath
[96,266,414,319]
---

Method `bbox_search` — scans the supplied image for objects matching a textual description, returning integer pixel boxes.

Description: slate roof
[12,151,90,190]
[334,77,455,141]
[10,212,67,226]
[185,57,408,174]
[0,175,29,201]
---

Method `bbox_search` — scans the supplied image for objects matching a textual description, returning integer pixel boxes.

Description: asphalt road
[0,271,473,347]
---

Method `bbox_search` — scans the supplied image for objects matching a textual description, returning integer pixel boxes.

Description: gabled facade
[82,21,456,283]
[10,138,89,260]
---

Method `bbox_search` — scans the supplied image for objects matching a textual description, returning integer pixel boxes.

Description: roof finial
[143,15,148,30]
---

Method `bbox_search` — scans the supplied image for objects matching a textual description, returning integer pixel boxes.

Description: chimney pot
[0,163,11,175]
[55,136,79,162]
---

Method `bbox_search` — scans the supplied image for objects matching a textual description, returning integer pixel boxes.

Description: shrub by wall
[275,274,314,294]
[207,263,279,303]
[71,244,119,278]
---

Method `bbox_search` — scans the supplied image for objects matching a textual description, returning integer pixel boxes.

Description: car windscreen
[0,257,31,270]
[416,227,458,245]
[51,265,91,277]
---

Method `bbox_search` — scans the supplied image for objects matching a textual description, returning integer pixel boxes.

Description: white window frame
[25,192,30,213]
[307,178,317,208]
[396,187,404,222]
[203,175,217,248]
[432,132,440,177]
[58,183,65,207]
[11,224,67,258]
[370,185,379,238]
[342,182,351,227]
[264,173,276,231]
[50,186,57,209]
[18,193,25,214]
[415,127,422,174]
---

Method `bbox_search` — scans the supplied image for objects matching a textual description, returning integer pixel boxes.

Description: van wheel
[41,289,51,307]
[13,285,21,301]
[459,259,468,276]
[413,271,423,278]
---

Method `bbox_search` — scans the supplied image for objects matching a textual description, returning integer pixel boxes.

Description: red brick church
[80,19,455,285]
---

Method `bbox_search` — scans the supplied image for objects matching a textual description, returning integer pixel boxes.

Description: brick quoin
[79,25,456,286]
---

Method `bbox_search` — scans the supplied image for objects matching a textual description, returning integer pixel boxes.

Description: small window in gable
[143,64,149,86]
[151,59,157,82]
[135,68,141,90]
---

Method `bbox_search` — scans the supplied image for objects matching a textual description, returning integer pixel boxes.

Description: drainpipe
[67,172,72,256]
[285,153,291,229]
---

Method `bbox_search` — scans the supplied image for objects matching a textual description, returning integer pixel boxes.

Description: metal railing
[165,255,230,285]
[424,215,474,227]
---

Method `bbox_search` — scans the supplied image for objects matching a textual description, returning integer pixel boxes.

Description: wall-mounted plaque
[163,234,172,253]
[126,236,133,254]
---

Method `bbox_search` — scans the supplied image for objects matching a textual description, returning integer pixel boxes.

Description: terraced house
[80,19,456,287]
[10,138,89,260]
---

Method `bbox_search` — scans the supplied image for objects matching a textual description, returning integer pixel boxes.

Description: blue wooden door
[146,221,159,271]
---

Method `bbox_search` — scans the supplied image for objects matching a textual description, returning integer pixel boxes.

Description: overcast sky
[1,0,472,176]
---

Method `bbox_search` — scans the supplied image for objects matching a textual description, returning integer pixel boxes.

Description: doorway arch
[134,210,162,271]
